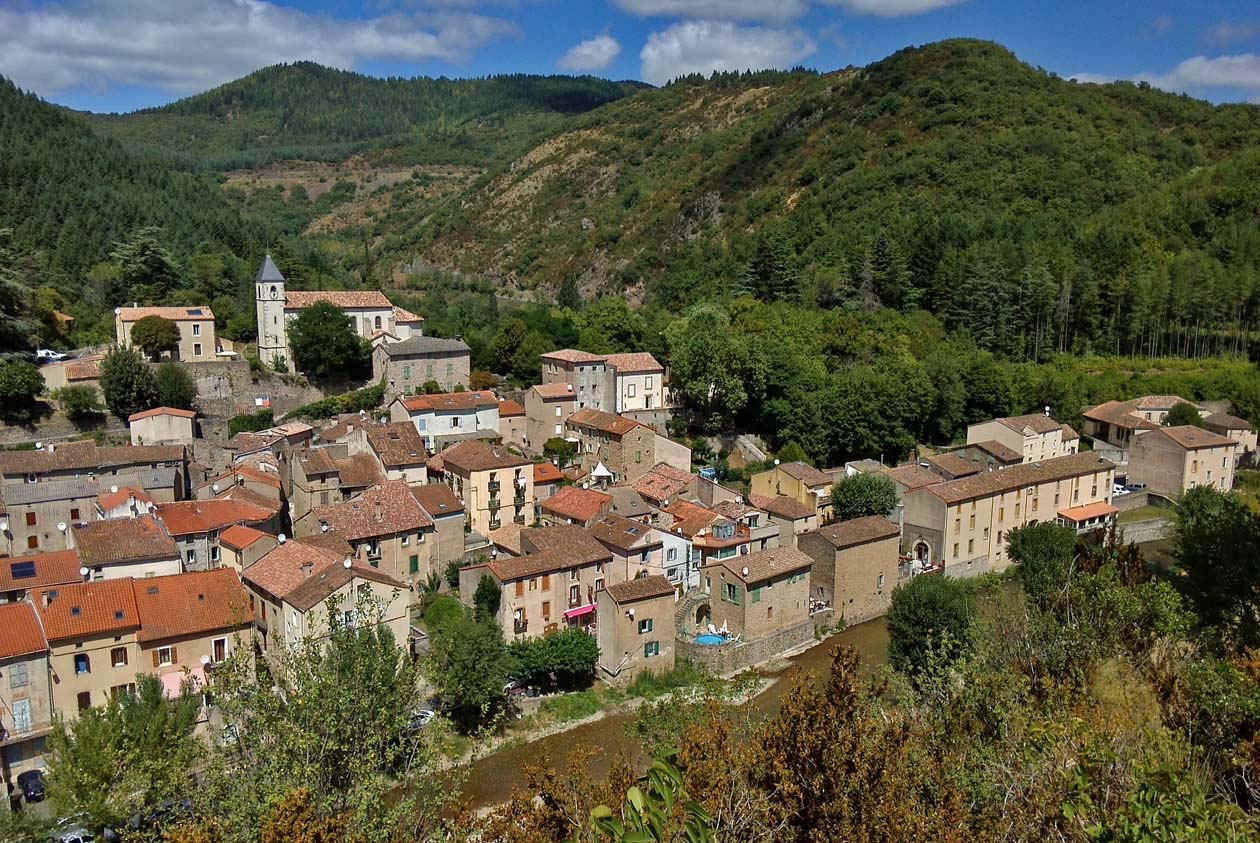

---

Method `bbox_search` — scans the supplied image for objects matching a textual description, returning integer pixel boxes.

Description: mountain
[385,39,1260,355]
[85,63,645,169]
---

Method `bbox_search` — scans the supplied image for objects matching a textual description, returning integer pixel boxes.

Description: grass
[1117,504,1169,524]
[536,689,601,723]
[624,660,708,700]
[1235,470,1260,513]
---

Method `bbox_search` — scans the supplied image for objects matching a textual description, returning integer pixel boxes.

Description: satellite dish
[343,558,352,569]
[35,442,42,450]
[627,608,635,618]
[277,533,287,544]
[110,485,119,494]
[773,458,780,466]
[114,307,122,315]
[321,524,328,533]
[200,654,211,666]
[79,567,89,578]
[741,566,750,577]
[0,521,8,532]
[57,522,67,532]
[212,483,220,493]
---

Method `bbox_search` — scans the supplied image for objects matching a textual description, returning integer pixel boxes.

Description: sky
[1,0,1258,113]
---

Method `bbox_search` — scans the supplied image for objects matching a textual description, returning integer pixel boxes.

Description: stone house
[659,500,753,592]
[540,486,612,527]
[532,461,564,521]
[96,486,158,520]
[0,601,54,781]
[901,452,1115,577]
[389,390,500,452]
[287,446,384,535]
[1082,396,1198,449]
[565,409,656,485]
[631,463,698,509]
[540,349,610,411]
[798,516,901,623]
[750,461,834,522]
[711,499,781,554]
[703,546,813,641]
[39,353,103,394]
[1128,425,1237,499]
[746,494,818,545]
[0,477,98,554]
[154,499,277,572]
[353,421,429,484]
[311,480,436,590]
[217,525,277,571]
[440,440,534,535]
[128,407,197,446]
[115,305,219,362]
[498,400,527,451]
[523,383,577,454]
[597,576,676,683]
[70,515,181,580]
[588,513,664,580]
[540,349,668,413]
[0,550,83,604]
[0,441,187,492]
[603,353,667,413]
[1202,412,1257,462]
[372,336,471,396]
[966,413,1079,464]
[241,539,409,656]
[408,484,466,573]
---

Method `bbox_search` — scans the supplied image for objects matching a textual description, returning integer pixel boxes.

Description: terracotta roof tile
[399,390,497,413]
[588,513,657,551]
[156,499,273,536]
[604,352,662,374]
[776,461,832,486]
[363,421,428,467]
[315,480,433,540]
[299,531,355,557]
[0,602,48,659]
[1204,412,1252,431]
[540,349,605,364]
[34,578,140,641]
[533,462,563,484]
[747,493,815,520]
[519,525,613,566]
[128,406,197,423]
[133,569,251,643]
[880,464,941,492]
[333,453,386,488]
[243,539,406,611]
[498,399,525,417]
[1152,425,1237,450]
[1057,502,1119,522]
[219,524,271,550]
[441,440,530,473]
[73,515,178,567]
[605,575,674,603]
[118,306,214,322]
[713,546,813,584]
[392,305,424,323]
[379,336,467,357]
[97,486,154,511]
[0,442,184,476]
[607,486,651,519]
[542,486,612,523]
[662,500,721,538]
[809,516,900,550]
[532,383,577,400]
[631,463,695,504]
[926,452,980,479]
[1061,423,1080,440]
[925,452,1115,506]
[284,290,393,309]
[996,413,1064,435]
[968,440,1023,463]
[63,354,103,381]
[409,483,464,518]
[567,408,643,437]
[0,550,83,594]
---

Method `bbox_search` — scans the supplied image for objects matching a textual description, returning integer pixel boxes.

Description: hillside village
[3,254,1257,815]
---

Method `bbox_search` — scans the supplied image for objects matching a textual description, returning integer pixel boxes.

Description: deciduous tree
[886,574,975,677]
[0,358,44,422]
[831,473,898,521]
[286,301,370,378]
[99,346,158,419]
[155,361,198,409]
[129,315,181,360]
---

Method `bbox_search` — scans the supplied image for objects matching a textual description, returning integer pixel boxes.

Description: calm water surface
[461,617,890,808]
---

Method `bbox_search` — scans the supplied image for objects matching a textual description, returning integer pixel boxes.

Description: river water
[460,617,890,809]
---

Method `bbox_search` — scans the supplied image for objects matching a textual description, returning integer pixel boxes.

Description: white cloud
[0,0,518,101]
[614,0,808,24]
[1204,22,1260,46]
[815,0,968,17]
[558,34,622,72]
[1140,53,1260,94]
[639,20,815,85]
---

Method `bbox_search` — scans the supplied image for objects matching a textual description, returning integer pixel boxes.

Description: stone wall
[180,360,325,420]
[1113,490,1150,511]
[676,610,832,677]
[622,408,673,436]
[1119,517,1169,545]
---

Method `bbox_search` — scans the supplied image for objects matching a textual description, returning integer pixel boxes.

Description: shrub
[228,409,274,438]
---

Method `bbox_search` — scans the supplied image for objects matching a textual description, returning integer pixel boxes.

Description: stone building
[1128,425,1237,499]
[597,576,676,683]
[703,546,813,641]
[115,306,219,362]
[798,516,901,623]
[373,336,471,396]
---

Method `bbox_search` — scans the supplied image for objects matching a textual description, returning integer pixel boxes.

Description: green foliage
[624,660,709,699]
[509,628,600,689]
[591,753,715,843]
[886,574,975,676]
[0,358,44,421]
[280,381,384,422]
[665,303,764,431]
[129,314,181,359]
[53,384,105,422]
[420,379,443,394]
[98,346,159,420]
[537,689,601,723]
[474,573,502,620]
[544,437,577,468]
[228,408,274,437]
[576,297,645,354]
[1164,401,1204,428]
[1007,521,1078,609]
[830,473,898,521]
[286,300,370,377]
[422,594,465,634]
[155,361,198,409]
[425,613,514,732]
[47,674,201,832]
[1172,486,1260,650]
[445,560,463,592]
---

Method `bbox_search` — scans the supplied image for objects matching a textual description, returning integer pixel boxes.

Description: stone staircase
[674,589,709,634]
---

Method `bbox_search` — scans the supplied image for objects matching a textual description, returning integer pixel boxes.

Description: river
[460,617,890,809]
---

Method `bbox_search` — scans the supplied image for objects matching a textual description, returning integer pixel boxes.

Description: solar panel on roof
[10,561,36,579]
[188,308,204,315]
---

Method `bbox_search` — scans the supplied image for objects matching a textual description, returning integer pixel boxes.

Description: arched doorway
[913,541,930,564]
[694,603,711,629]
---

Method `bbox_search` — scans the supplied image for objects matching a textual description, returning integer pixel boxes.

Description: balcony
[488,498,500,510]
[488,481,500,493]
[514,491,526,505]
[489,519,502,530]
[513,514,526,524]
[513,618,528,634]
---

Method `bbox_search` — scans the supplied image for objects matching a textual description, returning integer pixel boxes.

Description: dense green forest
[86,63,643,169]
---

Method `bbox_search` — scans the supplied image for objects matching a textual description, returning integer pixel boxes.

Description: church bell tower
[254,254,287,367]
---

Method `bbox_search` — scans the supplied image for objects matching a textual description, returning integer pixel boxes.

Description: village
[2,257,1256,817]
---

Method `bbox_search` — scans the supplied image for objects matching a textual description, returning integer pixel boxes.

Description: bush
[53,385,104,422]
[831,473,898,521]
[625,660,708,699]
[0,359,44,422]
[423,594,465,635]
[98,347,158,420]
[280,382,385,422]
[886,574,975,677]
[228,408,274,438]
[154,362,197,410]
[537,690,601,723]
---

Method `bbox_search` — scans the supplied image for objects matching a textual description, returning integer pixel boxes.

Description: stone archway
[913,541,931,564]
[695,603,711,629]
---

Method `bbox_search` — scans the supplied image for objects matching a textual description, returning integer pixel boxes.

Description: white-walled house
[388,390,500,451]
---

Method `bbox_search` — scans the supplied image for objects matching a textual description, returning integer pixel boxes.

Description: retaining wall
[676,610,833,676]
[1119,518,1169,545]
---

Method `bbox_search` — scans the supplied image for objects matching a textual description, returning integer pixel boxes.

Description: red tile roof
[0,550,83,593]
[808,516,900,549]
[441,440,531,473]
[1057,502,1119,522]
[133,569,251,643]
[588,513,657,551]
[333,453,386,488]
[34,578,140,641]
[498,399,525,417]
[364,421,428,467]
[315,480,434,539]
[662,500,721,538]
[64,354,103,381]
[532,383,577,400]
[880,463,942,492]
[631,463,695,504]
[242,539,405,611]
[925,452,1115,506]
[1152,425,1237,450]
[284,290,393,310]
[714,546,813,584]
[996,413,1064,435]
[392,305,424,323]
[155,499,274,536]
[128,406,197,423]
[567,408,643,437]
[73,515,178,566]
[97,486,155,511]
[409,483,464,518]
[1204,412,1252,431]
[399,390,497,412]
[0,602,48,659]
[604,352,662,374]
[533,462,563,484]
[541,349,605,364]
[118,306,214,322]
[776,461,832,487]
[519,525,613,566]
[541,486,612,523]
[747,493,815,521]
[219,524,271,550]
[605,575,674,603]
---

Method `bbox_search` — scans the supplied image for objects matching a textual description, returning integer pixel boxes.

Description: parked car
[18,769,45,802]
[1125,482,1147,492]
[1112,484,1130,496]
[36,348,68,362]
[126,798,193,834]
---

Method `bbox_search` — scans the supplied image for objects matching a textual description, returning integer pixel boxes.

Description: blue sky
[1,0,1258,113]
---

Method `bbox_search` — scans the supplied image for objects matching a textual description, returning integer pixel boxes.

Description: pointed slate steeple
[254,254,286,284]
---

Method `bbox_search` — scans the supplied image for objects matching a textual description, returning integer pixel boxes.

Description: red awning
[563,603,596,620]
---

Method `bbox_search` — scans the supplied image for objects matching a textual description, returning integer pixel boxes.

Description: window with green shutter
[751,588,762,603]
[409,555,419,574]
[638,618,653,634]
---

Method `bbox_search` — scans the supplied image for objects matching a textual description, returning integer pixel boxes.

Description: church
[254,255,424,369]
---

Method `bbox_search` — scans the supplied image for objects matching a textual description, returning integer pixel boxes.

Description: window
[968,514,975,529]
[70,508,80,521]
[555,424,563,435]
[403,364,411,380]
[27,536,37,549]
[77,691,91,712]
[595,577,605,592]
[193,343,202,357]
[724,582,739,604]
[211,544,220,562]
[666,547,677,562]
[515,581,524,598]
[74,654,90,675]
[192,323,201,337]
[110,647,128,667]
[878,574,885,590]
[569,567,579,581]
[110,684,135,699]
[751,587,762,603]
[554,405,562,418]
[644,641,660,658]
[25,512,36,527]
[954,518,960,534]
[569,584,580,604]
[983,527,990,540]
[627,383,636,398]
[409,555,419,574]
[1192,459,1199,472]
[402,533,410,546]
[8,661,28,689]
[12,699,31,732]
[542,601,551,620]
[374,316,382,330]
[213,638,227,663]
[766,606,774,620]
[529,578,538,592]
[185,549,195,564]
[968,539,974,554]
[952,543,959,558]
[157,647,174,667]
[638,618,654,634]
[542,574,551,590]
[998,507,1005,522]
[645,376,653,389]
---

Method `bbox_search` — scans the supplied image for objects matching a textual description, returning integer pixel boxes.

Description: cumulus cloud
[558,34,622,71]
[639,20,815,85]
[614,0,809,24]
[1140,53,1260,95]
[816,0,968,17]
[0,0,518,100]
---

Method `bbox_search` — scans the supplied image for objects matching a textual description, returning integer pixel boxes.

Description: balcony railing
[488,498,500,510]
[489,520,502,530]
[488,481,500,493]
[513,619,528,634]
[514,514,526,524]
[514,491,526,505]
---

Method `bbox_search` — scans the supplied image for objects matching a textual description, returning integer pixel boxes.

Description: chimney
[42,592,53,609]
[300,561,314,578]
[374,501,383,522]
[46,442,55,453]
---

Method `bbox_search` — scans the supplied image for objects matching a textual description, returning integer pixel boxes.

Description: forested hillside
[394,39,1260,358]
[86,63,644,169]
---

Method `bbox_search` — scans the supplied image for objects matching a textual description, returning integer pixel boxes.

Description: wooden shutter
[170,646,178,664]
[542,574,550,590]
[152,650,160,668]
[515,580,524,598]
